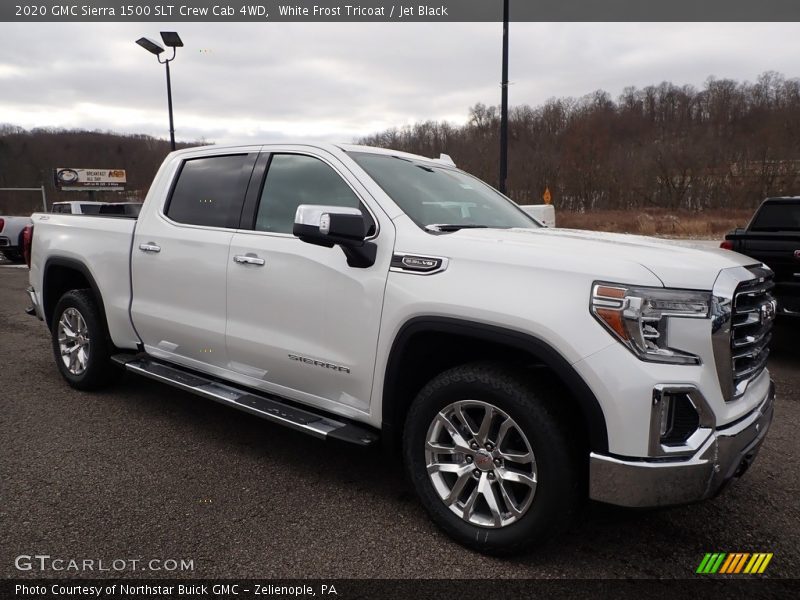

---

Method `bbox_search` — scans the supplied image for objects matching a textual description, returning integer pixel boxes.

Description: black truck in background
[722,197,800,316]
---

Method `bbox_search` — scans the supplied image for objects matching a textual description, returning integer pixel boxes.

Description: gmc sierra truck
[25,143,776,554]
[722,196,800,316]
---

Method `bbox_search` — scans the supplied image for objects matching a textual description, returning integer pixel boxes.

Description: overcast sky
[1,22,799,144]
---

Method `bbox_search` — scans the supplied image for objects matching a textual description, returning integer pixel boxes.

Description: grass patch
[556,209,753,238]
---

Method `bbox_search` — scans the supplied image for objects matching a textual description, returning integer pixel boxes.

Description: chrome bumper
[589,381,775,507]
[26,286,43,321]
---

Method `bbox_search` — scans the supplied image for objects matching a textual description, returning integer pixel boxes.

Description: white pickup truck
[50,201,144,217]
[0,216,32,262]
[26,143,775,554]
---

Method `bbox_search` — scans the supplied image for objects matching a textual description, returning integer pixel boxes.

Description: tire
[50,289,119,390]
[403,362,582,555]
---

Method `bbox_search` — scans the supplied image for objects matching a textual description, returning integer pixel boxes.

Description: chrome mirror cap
[294,205,362,229]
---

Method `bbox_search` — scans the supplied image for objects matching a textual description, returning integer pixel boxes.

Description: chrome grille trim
[711,264,775,401]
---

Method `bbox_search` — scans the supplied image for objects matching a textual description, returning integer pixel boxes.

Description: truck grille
[729,274,775,399]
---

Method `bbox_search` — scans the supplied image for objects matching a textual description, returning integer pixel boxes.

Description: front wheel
[50,289,119,390]
[403,362,582,555]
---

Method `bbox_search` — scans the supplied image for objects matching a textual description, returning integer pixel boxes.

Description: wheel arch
[381,316,609,454]
[43,256,108,333]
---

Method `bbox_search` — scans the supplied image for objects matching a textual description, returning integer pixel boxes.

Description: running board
[111,354,379,447]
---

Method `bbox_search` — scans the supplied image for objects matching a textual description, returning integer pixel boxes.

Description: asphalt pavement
[1,263,798,579]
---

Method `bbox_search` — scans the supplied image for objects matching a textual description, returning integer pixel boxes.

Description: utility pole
[165,59,175,151]
[136,32,183,152]
[499,0,509,195]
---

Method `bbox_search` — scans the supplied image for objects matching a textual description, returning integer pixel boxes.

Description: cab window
[166,154,251,228]
[255,154,374,235]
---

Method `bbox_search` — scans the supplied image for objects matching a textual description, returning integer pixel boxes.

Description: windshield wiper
[425,224,489,232]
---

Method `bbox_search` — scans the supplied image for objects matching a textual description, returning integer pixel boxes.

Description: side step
[111,354,379,447]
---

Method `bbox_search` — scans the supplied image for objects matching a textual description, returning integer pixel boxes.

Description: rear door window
[166,154,253,228]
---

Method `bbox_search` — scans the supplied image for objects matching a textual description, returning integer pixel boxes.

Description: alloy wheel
[425,399,538,528]
[57,307,90,376]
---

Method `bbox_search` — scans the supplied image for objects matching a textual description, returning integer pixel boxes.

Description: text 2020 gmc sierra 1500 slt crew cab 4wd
[25,143,776,554]
[722,196,800,317]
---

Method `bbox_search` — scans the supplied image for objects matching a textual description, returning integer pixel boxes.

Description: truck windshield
[750,201,800,231]
[350,152,539,231]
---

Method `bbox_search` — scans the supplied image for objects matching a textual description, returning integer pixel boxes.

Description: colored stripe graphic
[719,554,736,574]
[698,553,727,574]
[745,553,774,574]
[710,553,726,573]
[696,553,713,574]
[699,553,772,574]
[733,553,750,573]
[744,554,760,573]
[758,553,773,573]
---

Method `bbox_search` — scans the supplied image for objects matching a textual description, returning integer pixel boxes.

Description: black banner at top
[3,0,800,22]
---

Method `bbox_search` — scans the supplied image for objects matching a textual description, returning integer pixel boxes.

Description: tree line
[3,72,799,216]
[0,126,193,215]
[358,71,800,211]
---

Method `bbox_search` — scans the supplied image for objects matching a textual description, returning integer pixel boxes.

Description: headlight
[591,283,710,364]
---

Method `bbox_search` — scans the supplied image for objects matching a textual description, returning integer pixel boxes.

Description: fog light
[650,386,712,456]
[661,393,700,445]
[659,395,673,437]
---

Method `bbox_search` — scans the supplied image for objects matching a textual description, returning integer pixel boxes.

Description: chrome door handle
[233,254,265,266]
[139,243,161,253]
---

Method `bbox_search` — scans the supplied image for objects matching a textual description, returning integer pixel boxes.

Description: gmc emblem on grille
[760,299,777,323]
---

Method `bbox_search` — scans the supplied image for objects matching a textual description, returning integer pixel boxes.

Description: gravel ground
[1,264,798,580]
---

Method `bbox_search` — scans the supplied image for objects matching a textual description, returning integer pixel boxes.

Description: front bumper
[588,380,775,507]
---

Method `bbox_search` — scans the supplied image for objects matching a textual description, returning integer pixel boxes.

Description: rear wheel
[403,362,582,555]
[50,289,119,390]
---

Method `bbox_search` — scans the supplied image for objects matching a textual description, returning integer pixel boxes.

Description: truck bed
[28,212,140,348]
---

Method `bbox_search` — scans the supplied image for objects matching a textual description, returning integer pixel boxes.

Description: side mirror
[293,204,376,268]
[293,205,366,247]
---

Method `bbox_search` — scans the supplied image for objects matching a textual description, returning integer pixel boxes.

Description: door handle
[233,254,265,266]
[139,242,161,253]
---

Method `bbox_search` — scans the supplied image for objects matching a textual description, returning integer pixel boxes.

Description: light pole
[499,0,509,195]
[136,32,183,151]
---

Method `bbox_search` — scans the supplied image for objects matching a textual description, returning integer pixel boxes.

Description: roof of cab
[169,142,442,165]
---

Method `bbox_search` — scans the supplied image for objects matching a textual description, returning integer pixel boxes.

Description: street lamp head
[136,37,165,56]
[160,31,184,48]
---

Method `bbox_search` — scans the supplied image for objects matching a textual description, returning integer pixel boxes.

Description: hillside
[0,126,199,215]
[359,71,800,212]
[3,72,799,220]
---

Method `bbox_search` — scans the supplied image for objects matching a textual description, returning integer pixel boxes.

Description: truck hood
[450,227,760,290]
